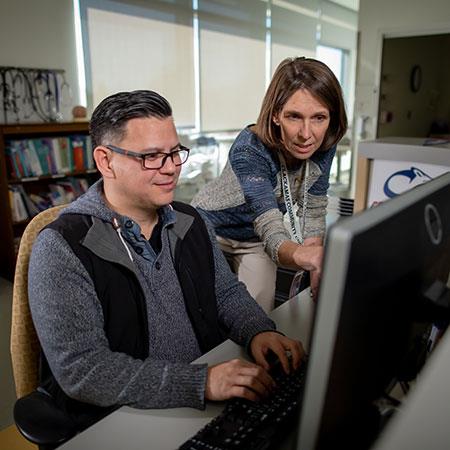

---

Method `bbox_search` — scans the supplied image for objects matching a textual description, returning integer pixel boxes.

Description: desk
[60,291,315,450]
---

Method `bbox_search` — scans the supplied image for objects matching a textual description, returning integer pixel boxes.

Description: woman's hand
[278,239,324,300]
[292,243,323,272]
[292,244,323,299]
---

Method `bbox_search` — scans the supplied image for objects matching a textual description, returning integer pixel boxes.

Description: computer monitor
[295,171,450,449]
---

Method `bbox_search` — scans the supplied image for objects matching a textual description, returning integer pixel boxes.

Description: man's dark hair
[90,90,172,148]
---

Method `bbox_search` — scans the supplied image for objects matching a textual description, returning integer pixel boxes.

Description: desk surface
[60,291,315,450]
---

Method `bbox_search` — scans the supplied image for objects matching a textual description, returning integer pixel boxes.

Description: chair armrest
[14,390,77,448]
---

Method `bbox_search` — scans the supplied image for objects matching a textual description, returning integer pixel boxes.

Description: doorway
[377,33,450,139]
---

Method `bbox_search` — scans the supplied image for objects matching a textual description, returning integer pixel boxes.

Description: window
[316,44,344,84]
[271,0,318,73]
[80,0,195,128]
[76,0,358,199]
[198,0,267,131]
[78,0,357,133]
[316,45,352,190]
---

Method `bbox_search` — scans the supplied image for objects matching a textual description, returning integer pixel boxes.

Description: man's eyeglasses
[105,144,190,170]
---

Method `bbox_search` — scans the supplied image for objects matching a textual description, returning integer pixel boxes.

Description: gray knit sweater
[192,127,335,263]
[28,181,275,410]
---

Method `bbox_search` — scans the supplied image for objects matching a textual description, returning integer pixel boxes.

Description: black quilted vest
[40,202,225,429]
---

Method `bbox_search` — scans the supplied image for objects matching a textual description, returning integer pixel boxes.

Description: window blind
[81,0,195,128]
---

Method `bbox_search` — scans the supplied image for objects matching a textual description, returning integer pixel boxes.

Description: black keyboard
[179,360,307,450]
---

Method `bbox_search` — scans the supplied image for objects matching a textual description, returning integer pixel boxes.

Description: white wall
[351,0,450,194]
[0,0,80,120]
[378,35,450,138]
[355,0,450,140]
[3,1,448,137]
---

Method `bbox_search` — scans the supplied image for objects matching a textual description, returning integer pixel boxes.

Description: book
[16,184,40,217]
[28,193,52,211]
[85,135,95,169]
[58,137,72,172]
[8,185,29,222]
[5,144,21,178]
[41,138,58,174]
[33,139,50,175]
[51,137,69,173]
[77,177,89,193]
[15,141,32,177]
[24,140,44,176]
[71,136,85,172]
[10,143,25,178]
[53,180,77,202]
[48,184,67,205]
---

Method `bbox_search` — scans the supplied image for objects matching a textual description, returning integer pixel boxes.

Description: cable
[112,218,134,262]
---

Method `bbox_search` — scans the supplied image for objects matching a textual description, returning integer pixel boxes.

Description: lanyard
[278,151,309,245]
[279,152,311,299]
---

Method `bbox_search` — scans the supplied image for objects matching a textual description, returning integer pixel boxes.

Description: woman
[192,57,347,311]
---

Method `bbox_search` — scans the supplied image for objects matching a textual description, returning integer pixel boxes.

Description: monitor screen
[295,171,450,449]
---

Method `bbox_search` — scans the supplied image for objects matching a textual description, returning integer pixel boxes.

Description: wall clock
[410,65,422,93]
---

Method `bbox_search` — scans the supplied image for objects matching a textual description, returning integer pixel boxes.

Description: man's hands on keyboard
[180,358,308,450]
[205,331,304,403]
[250,331,304,375]
[205,359,276,402]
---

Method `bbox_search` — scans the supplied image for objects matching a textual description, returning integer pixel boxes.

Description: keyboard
[179,360,307,450]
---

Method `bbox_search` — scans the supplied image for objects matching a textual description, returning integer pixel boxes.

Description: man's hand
[250,332,304,375]
[205,359,276,402]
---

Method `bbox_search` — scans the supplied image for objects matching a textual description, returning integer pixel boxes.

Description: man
[28,90,303,431]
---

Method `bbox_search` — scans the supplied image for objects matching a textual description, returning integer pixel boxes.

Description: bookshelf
[0,122,99,280]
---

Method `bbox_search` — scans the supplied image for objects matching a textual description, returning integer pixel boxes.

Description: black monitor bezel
[296,171,450,449]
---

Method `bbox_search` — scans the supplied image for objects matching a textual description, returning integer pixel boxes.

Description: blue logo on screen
[383,167,432,198]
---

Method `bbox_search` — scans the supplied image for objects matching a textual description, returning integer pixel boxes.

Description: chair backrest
[10,205,67,399]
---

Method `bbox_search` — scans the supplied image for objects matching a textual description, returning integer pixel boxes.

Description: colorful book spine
[15,141,32,177]
[5,144,22,178]
[33,139,50,175]
[24,140,44,176]
[58,137,72,172]
[85,135,95,169]
[7,133,95,179]
[7,184,40,221]
[70,136,85,172]
[42,138,58,174]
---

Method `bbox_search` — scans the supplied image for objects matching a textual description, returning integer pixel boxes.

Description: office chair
[10,205,78,450]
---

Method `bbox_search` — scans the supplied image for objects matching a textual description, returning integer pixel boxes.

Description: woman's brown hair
[254,57,348,151]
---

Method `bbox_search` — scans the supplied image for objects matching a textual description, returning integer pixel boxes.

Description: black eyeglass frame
[105,144,190,170]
